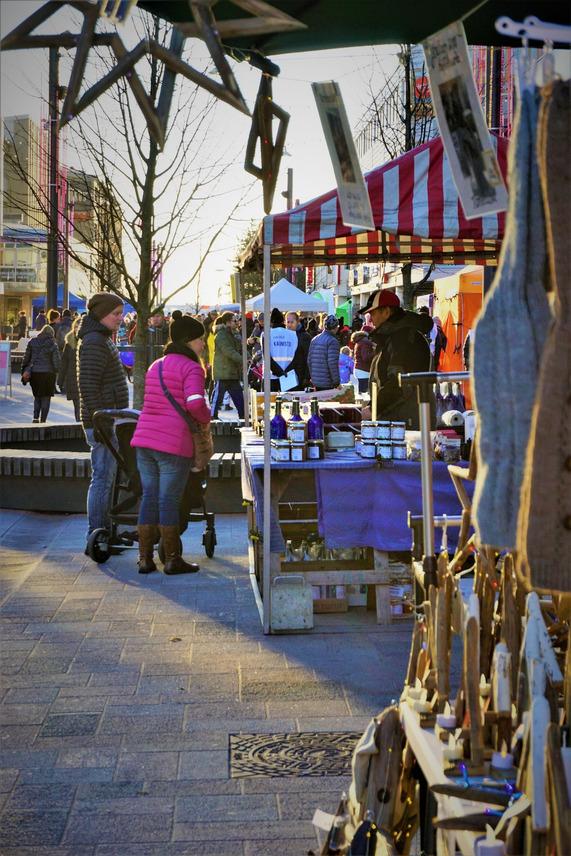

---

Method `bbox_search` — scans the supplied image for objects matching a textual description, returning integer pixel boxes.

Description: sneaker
[32,418,39,423]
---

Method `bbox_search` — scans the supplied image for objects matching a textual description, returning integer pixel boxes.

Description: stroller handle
[399,371,469,387]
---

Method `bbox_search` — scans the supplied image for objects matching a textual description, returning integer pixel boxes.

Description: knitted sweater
[77,314,129,429]
[517,80,571,592]
[472,88,551,549]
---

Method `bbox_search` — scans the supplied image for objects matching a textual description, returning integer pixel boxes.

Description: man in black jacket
[360,290,433,429]
[78,292,129,544]
[286,311,311,389]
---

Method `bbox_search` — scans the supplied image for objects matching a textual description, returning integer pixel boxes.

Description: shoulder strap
[158,360,200,433]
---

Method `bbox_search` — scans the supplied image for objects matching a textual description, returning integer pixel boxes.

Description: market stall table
[241,430,471,631]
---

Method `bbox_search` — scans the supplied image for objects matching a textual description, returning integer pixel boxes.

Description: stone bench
[0,423,88,451]
[0,447,244,514]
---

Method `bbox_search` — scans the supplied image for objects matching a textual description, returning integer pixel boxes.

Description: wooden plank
[279,558,374,572]
[277,570,396,585]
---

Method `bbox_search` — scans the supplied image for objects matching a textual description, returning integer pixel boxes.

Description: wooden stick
[501,554,521,701]
[464,594,484,767]
[436,586,450,710]
[405,619,423,687]
[545,722,571,856]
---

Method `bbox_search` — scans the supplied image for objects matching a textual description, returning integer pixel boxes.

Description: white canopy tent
[246,278,326,313]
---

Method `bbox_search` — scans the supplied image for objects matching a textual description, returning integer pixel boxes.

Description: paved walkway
[0,508,412,854]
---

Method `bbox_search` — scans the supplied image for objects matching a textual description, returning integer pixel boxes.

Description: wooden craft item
[492,641,513,750]
[464,593,485,768]
[525,592,563,685]
[177,0,306,40]
[529,695,550,832]
[501,554,522,700]
[566,626,571,727]
[432,812,501,832]
[244,73,290,213]
[405,619,423,688]
[435,586,450,710]
[430,782,512,807]
[545,722,571,856]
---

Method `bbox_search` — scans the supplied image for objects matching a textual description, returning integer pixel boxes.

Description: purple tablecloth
[315,460,470,552]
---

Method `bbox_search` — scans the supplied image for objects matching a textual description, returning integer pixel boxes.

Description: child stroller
[85,409,217,565]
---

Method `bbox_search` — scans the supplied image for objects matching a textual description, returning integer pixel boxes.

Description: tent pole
[262,243,272,634]
[240,284,250,428]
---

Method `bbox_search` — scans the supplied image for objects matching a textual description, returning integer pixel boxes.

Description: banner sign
[312,81,375,232]
[423,21,508,219]
[0,342,11,389]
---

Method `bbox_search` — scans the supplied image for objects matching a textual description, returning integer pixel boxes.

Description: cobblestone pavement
[0,508,413,854]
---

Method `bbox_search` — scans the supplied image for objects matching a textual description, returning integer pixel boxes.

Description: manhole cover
[229,731,360,778]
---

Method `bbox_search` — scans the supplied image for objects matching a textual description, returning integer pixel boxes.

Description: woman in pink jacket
[131,315,211,575]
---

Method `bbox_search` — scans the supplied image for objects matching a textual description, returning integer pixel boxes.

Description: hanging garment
[517,80,571,592]
[471,87,551,549]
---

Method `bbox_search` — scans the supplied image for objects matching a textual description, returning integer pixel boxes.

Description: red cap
[358,289,400,314]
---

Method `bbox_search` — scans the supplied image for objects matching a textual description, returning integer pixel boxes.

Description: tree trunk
[401,262,414,309]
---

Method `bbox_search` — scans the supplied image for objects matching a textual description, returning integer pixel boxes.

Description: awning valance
[239,134,508,271]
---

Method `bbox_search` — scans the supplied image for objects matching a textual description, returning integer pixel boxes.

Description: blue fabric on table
[242,443,472,554]
[316,460,470,552]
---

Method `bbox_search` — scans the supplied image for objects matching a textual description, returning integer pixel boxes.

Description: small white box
[270,575,314,632]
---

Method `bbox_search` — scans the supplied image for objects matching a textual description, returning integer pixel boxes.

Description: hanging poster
[423,21,508,219]
[0,342,12,391]
[312,81,375,232]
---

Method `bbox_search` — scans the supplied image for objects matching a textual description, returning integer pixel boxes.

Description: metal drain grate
[229,731,360,778]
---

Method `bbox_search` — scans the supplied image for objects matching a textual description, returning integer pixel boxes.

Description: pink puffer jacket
[131,353,211,459]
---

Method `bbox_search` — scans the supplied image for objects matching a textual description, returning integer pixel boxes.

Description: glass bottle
[307,398,324,440]
[270,397,287,440]
[290,397,303,422]
[323,792,349,855]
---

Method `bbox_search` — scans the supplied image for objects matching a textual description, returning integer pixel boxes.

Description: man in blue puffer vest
[307,315,341,390]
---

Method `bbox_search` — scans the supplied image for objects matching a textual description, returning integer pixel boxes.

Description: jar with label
[361,420,378,439]
[392,441,407,460]
[287,420,306,443]
[271,439,291,462]
[307,439,324,460]
[441,437,461,463]
[377,441,392,460]
[290,442,307,462]
[377,421,391,440]
[361,438,377,458]
[390,421,406,440]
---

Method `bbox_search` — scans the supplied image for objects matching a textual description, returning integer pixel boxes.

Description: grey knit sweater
[472,87,552,549]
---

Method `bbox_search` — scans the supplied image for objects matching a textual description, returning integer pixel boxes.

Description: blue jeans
[136,447,192,527]
[84,428,117,536]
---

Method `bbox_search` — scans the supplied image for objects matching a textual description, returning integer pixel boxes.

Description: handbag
[158,361,214,471]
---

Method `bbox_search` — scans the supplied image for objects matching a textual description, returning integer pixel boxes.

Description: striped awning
[240,134,508,271]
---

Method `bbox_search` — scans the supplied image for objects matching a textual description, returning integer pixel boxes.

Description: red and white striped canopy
[241,134,508,270]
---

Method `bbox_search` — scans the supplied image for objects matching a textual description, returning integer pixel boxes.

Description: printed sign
[423,21,508,219]
[312,81,375,232]
[0,342,11,389]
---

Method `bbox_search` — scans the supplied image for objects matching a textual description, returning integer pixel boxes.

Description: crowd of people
[15,289,452,570]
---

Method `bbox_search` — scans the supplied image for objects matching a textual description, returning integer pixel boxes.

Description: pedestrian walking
[21,325,61,423]
[286,311,311,389]
[210,312,244,418]
[56,308,73,351]
[58,318,81,421]
[16,311,28,339]
[34,309,46,331]
[308,315,341,390]
[131,315,212,574]
[78,292,129,546]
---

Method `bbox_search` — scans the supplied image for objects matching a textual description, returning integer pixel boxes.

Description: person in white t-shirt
[262,308,300,391]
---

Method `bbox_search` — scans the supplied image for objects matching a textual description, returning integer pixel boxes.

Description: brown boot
[160,525,199,575]
[137,524,158,574]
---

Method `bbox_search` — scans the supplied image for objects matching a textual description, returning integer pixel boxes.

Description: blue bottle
[270,396,287,440]
[307,398,324,441]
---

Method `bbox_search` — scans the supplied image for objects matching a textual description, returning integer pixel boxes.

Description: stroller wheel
[158,535,182,565]
[86,528,111,564]
[203,528,216,558]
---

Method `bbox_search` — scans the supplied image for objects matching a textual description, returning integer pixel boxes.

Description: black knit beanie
[270,307,285,328]
[170,315,205,343]
[87,292,124,320]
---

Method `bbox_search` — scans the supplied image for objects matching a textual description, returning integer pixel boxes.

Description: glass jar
[307,440,324,460]
[392,441,407,460]
[361,420,378,439]
[361,439,377,458]
[271,439,291,461]
[390,421,406,441]
[377,421,391,440]
[287,420,306,443]
[378,441,392,460]
[290,442,307,462]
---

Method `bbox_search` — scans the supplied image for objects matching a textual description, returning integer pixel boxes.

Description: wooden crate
[313,597,349,613]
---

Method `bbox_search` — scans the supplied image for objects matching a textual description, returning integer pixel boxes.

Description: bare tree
[3,11,251,405]
[357,45,435,307]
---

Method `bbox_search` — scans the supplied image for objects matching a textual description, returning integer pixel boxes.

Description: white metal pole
[240,284,250,428]
[262,242,272,634]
